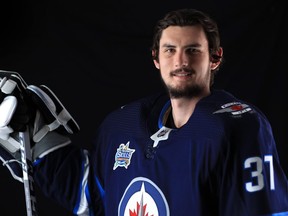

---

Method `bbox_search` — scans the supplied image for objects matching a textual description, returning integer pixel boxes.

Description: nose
[175,51,189,68]
[181,62,188,67]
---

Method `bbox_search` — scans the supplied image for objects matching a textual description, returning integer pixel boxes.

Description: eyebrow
[161,43,202,49]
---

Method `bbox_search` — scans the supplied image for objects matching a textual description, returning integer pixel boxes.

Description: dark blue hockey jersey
[34,89,288,215]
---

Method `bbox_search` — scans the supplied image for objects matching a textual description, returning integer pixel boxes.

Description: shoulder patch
[213,102,252,116]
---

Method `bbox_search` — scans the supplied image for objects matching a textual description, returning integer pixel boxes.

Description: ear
[211,47,223,70]
[152,50,160,69]
[153,59,160,69]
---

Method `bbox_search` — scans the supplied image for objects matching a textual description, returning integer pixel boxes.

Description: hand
[0,73,33,182]
[0,71,79,183]
[0,71,35,133]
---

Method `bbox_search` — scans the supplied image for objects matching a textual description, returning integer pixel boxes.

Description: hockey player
[1,8,288,216]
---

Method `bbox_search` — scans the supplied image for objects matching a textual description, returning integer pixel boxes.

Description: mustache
[170,67,195,75]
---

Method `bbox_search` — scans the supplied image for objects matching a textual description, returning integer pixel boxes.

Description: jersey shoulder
[207,89,268,120]
[99,91,169,132]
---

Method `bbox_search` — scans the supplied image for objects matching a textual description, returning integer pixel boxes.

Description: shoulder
[110,91,168,116]
[120,91,169,112]
[100,91,169,127]
[206,89,266,117]
[208,89,272,132]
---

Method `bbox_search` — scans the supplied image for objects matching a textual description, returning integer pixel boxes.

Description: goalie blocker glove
[0,70,80,182]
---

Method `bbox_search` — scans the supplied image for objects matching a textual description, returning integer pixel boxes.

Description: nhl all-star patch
[113,141,135,170]
[213,101,252,116]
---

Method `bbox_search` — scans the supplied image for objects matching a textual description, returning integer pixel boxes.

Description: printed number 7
[244,155,275,192]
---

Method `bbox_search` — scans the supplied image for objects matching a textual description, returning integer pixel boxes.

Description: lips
[173,72,192,76]
[171,69,193,77]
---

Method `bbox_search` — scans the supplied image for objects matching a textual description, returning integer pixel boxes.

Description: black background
[0,0,287,215]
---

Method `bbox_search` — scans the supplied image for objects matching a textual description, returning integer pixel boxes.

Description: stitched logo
[118,177,170,216]
[213,102,252,116]
[113,141,135,170]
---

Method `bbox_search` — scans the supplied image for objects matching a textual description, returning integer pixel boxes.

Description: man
[1,8,288,215]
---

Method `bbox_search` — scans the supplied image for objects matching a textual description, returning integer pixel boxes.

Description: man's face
[154,25,213,99]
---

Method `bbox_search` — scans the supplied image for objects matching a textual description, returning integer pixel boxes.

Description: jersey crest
[118,177,170,216]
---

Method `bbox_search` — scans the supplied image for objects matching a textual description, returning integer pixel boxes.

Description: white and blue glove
[0,70,80,182]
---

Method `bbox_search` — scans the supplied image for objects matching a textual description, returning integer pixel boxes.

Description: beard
[165,82,204,99]
[160,67,209,99]
[159,66,212,99]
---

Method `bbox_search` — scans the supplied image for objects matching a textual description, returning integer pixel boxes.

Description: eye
[186,47,200,55]
[164,48,176,54]
[162,47,176,57]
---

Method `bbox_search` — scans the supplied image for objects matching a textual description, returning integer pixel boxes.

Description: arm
[220,110,288,215]
[0,71,103,215]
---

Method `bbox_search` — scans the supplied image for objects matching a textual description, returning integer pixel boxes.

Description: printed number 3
[244,155,275,192]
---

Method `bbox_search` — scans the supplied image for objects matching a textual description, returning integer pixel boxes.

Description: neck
[169,92,210,128]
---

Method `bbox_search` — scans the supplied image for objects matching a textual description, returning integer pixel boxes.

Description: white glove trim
[27,85,80,135]
[0,95,20,152]
[0,96,17,127]
[1,79,17,94]
[0,155,23,183]
[33,110,62,143]
[0,137,21,153]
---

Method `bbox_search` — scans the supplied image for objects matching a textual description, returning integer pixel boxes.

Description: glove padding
[0,70,80,182]
[27,84,80,143]
[0,77,23,182]
[0,71,33,182]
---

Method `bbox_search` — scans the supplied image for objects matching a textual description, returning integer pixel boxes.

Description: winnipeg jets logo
[118,177,170,216]
[113,141,135,170]
[213,102,252,116]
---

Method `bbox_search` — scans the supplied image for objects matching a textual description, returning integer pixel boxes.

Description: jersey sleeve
[33,144,104,215]
[219,108,288,215]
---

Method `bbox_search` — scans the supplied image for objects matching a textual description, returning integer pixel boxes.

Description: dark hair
[151,8,223,76]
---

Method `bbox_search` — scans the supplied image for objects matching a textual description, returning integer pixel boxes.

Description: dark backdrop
[0,0,287,215]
